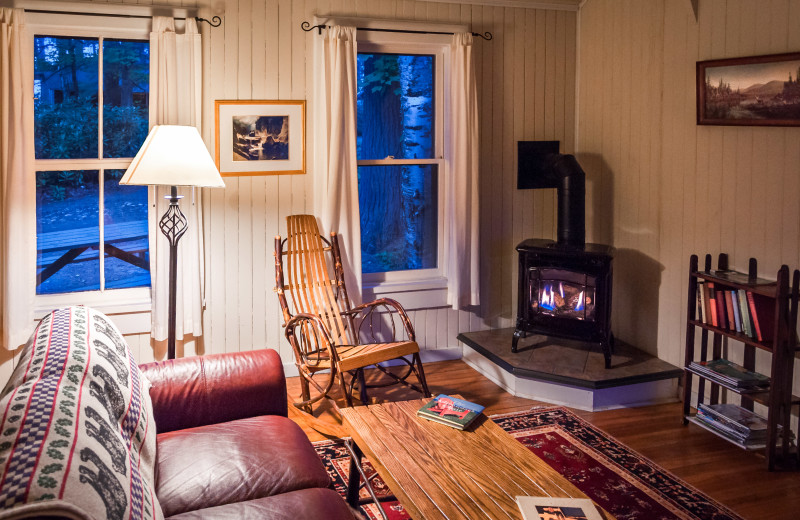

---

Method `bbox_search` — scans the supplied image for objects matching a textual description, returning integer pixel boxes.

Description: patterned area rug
[313,406,744,520]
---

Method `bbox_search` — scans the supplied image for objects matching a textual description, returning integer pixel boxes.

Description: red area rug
[313,406,744,520]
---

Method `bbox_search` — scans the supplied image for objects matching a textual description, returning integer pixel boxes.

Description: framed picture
[697,52,800,126]
[516,496,604,520]
[215,100,306,175]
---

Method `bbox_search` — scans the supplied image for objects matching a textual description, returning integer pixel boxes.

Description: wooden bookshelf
[682,253,799,470]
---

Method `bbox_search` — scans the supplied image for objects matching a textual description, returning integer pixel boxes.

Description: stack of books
[695,403,771,449]
[688,359,770,392]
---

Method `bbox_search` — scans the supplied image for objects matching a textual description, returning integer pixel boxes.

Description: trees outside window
[34,35,150,295]
[356,45,444,279]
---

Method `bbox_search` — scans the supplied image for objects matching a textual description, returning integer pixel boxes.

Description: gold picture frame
[215,99,306,176]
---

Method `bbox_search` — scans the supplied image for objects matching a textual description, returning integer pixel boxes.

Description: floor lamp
[120,125,225,359]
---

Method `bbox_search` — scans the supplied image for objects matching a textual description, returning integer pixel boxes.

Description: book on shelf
[516,496,603,520]
[747,291,775,343]
[707,283,718,327]
[697,279,706,323]
[688,359,770,390]
[697,403,769,437]
[714,288,728,329]
[417,394,485,430]
[736,290,753,338]
[730,290,741,333]
[689,415,767,449]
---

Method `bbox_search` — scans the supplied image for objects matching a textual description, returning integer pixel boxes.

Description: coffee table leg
[343,438,389,520]
[345,439,362,508]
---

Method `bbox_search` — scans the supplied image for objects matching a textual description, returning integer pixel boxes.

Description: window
[33,34,150,297]
[356,34,447,291]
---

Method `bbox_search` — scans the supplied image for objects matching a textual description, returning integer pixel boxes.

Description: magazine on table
[516,496,604,520]
[417,394,484,430]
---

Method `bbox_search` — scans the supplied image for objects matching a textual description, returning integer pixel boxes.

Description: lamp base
[161,186,188,360]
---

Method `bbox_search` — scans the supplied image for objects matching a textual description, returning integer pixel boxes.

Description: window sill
[362,277,449,310]
[34,288,152,335]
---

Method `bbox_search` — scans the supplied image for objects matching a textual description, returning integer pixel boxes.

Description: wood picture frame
[697,52,800,126]
[215,100,306,175]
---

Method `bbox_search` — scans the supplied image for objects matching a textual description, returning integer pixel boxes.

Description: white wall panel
[1,0,576,384]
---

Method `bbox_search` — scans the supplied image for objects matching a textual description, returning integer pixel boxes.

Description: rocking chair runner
[274,215,431,412]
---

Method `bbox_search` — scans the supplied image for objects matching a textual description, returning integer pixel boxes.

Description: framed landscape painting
[697,52,800,126]
[215,100,306,175]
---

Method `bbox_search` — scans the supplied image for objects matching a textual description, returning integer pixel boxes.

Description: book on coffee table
[417,394,484,430]
[516,496,603,520]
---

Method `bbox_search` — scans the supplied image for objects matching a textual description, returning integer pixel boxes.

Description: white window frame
[28,12,153,329]
[356,30,455,309]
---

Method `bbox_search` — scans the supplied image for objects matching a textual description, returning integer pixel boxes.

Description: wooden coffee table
[339,398,613,520]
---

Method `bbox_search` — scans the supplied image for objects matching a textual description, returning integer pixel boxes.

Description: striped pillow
[0,307,162,520]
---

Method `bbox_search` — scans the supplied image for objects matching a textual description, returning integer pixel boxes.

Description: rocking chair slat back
[284,215,352,346]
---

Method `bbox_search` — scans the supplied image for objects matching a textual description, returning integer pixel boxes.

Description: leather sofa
[140,349,356,519]
[0,307,355,520]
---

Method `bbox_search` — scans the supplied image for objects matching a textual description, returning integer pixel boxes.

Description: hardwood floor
[286,359,800,520]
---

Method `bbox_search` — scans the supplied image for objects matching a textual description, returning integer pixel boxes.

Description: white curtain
[0,8,34,350]
[312,25,362,302]
[445,33,480,308]
[148,17,205,343]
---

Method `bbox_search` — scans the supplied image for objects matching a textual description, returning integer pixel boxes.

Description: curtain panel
[445,32,480,309]
[148,17,206,344]
[312,25,362,303]
[0,8,35,350]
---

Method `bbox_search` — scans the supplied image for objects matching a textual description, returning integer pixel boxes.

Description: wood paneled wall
[577,0,800,398]
[0,0,573,375]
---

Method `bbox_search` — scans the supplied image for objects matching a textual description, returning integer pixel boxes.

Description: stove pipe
[544,154,585,248]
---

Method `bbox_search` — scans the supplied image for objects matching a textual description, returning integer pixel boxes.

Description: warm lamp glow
[120,125,225,188]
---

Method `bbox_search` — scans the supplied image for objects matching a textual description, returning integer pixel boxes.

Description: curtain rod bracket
[301,20,492,40]
[301,21,326,34]
[196,16,222,28]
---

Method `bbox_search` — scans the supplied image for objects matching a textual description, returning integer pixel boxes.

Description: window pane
[36,171,100,294]
[34,36,99,159]
[103,40,150,158]
[358,165,437,273]
[357,53,434,160]
[104,170,150,289]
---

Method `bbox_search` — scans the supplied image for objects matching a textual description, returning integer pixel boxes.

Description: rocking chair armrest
[284,312,341,362]
[348,297,408,317]
[346,297,416,338]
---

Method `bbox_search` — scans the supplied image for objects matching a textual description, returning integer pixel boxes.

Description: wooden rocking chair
[274,215,431,414]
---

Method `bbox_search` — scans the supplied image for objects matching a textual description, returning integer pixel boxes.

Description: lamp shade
[120,125,225,188]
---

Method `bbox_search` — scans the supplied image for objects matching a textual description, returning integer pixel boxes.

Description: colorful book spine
[715,286,727,329]
[724,290,736,331]
[730,290,742,333]
[697,280,706,323]
[737,290,752,338]
[747,291,763,342]
[707,283,718,326]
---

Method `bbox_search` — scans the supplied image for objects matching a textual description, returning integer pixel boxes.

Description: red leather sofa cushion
[155,415,331,516]
[164,488,356,519]
[140,349,288,432]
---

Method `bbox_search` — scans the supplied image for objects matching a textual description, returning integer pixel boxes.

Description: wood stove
[513,147,615,368]
[513,239,614,367]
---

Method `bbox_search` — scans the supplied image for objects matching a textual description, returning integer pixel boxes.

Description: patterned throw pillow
[0,307,163,520]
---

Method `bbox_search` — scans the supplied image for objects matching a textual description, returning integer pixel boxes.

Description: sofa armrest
[139,349,288,433]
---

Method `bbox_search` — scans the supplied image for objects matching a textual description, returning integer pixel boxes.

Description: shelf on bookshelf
[692,270,777,297]
[684,366,770,402]
[688,319,774,352]
[685,415,767,451]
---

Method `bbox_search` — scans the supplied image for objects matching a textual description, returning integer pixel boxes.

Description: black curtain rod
[301,21,492,41]
[26,9,222,27]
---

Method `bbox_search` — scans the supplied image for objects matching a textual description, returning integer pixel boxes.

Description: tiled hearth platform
[458,328,682,411]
